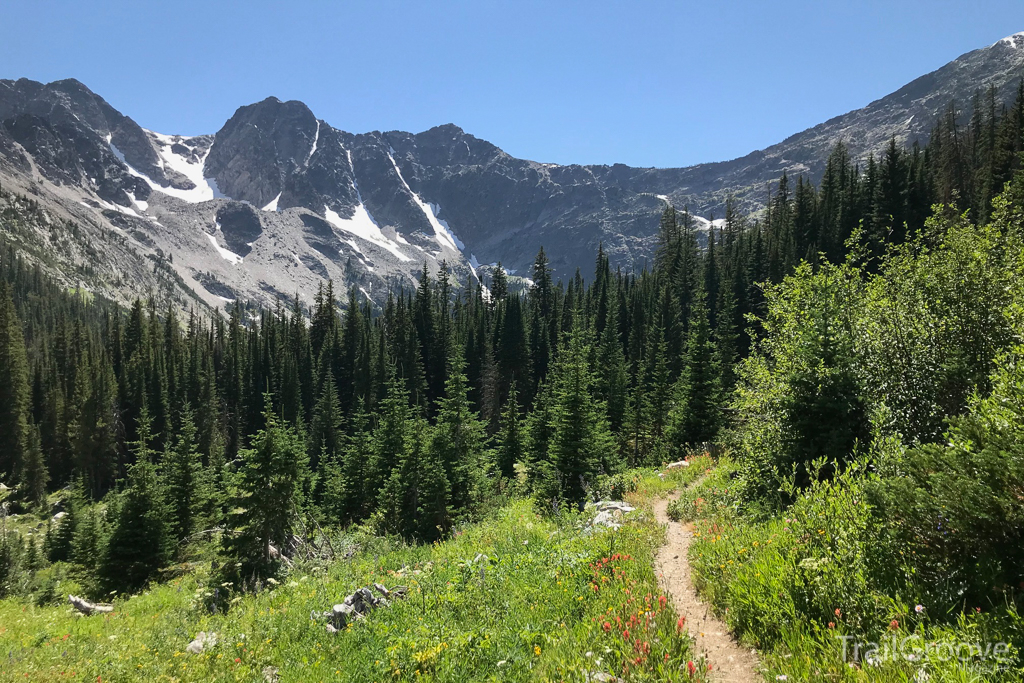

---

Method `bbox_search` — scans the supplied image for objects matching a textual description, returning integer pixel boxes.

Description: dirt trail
[653,494,761,682]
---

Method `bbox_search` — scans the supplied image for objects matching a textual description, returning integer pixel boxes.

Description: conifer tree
[98,411,171,593]
[0,280,30,492]
[428,350,489,512]
[221,396,306,583]
[496,382,523,478]
[667,287,721,451]
[163,404,207,544]
[538,324,616,509]
[45,482,83,563]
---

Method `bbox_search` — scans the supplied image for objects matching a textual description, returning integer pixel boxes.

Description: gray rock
[185,631,217,654]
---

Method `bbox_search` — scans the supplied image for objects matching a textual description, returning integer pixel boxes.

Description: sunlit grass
[0,499,707,682]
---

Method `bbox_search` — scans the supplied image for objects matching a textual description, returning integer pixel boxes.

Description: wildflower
[828,622,835,629]
[677,616,686,631]
[533,644,541,656]
[603,621,611,632]
[234,658,241,664]
[915,604,925,614]
[889,619,899,630]
[834,608,841,618]
[687,660,696,676]
[776,676,788,681]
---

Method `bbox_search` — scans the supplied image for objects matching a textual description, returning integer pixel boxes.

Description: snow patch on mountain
[324,204,412,262]
[420,200,463,251]
[691,215,727,232]
[125,191,148,212]
[306,120,320,165]
[110,132,225,203]
[385,151,464,252]
[997,32,1024,48]
[262,193,281,211]
[206,232,244,265]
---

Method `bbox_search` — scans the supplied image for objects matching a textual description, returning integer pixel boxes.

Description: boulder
[185,631,218,654]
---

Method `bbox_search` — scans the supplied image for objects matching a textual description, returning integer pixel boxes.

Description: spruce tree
[98,415,171,594]
[667,287,722,452]
[495,382,523,478]
[0,280,30,492]
[222,396,306,584]
[539,325,616,509]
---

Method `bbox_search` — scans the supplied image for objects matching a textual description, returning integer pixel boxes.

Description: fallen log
[68,594,113,615]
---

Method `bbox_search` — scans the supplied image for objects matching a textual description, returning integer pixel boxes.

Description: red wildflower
[889,619,899,630]
[603,621,611,632]
[234,658,241,664]
[834,608,842,617]
[677,616,686,631]
[828,622,835,629]
[687,660,696,676]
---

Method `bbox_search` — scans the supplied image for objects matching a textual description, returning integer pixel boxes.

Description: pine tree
[97,417,171,594]
[495,382,523,478]
[539,324,616,509]
[163,404,207,545]
[221,396,306,584]
[0,280,30,491]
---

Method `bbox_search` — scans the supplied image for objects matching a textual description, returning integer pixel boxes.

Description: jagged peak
[424,123,466,137]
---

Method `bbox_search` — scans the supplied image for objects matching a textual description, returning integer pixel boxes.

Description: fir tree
[221,397,306,584]
[0,280,30,491]
[495,382,523,479]
[97,424,171,595]
[667,287,721,451]
[163,404,208,545]
[539,324,616,509]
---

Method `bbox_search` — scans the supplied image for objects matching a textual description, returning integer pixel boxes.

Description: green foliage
[0,279,30,494]
[0,498,706,682]
[868,341,1024,610]
[535,325,617,509]
[221,398,306,584]
[732,261,869,502]
[162,404,208,545]
[97,457,171,595]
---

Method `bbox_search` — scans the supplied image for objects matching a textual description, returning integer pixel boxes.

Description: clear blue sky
[3,1,1023,168]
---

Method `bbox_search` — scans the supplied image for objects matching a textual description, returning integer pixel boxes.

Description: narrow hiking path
[653,493,761,683]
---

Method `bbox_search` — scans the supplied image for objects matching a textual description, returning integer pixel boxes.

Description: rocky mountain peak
[204,97,322,207]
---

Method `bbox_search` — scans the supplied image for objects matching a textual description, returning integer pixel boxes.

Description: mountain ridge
[0,33,1022,313]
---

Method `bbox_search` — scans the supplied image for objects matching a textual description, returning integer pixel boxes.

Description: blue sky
[3,1,1023,167]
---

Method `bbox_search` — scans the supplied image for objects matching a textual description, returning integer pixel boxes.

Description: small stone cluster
[585,501,636,531]
[313,583,408,633]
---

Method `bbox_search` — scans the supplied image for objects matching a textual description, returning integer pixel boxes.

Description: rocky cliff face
[1,33,1022,312]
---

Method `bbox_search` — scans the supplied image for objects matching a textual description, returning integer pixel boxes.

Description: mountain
[1,33,1022,312]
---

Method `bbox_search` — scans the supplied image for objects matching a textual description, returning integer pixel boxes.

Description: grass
[667,456,1024,682]
[0,498,709,682]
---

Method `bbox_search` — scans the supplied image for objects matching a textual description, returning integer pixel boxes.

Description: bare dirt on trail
[653,494,761,683]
